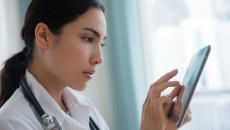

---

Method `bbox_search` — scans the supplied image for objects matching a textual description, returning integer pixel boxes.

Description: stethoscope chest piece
[42,113,62,130]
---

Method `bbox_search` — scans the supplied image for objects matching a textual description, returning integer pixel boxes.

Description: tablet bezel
[176,45,211,127]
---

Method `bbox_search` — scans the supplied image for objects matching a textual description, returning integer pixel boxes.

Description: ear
[34,23,54,51]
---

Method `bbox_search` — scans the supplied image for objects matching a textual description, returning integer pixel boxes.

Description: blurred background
[0,0,230,130]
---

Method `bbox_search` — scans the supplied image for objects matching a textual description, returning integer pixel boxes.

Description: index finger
[169,85,183,98]
[151,81,180,98]
[153,69,178,86]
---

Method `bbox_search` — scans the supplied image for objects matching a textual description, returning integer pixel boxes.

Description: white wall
[0,0,7,68]
[0,0,22,69]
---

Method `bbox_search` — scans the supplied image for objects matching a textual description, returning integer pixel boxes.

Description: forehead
[62,8,107,37]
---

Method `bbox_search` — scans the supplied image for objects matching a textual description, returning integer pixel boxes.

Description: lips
[83,70,95,79]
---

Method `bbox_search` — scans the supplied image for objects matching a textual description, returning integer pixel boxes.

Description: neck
[27,62,68,112]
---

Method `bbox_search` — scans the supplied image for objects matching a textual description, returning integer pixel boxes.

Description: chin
[70,82,87,91]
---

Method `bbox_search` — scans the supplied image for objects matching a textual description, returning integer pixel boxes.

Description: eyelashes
[82,36,94,43]
[82,36,106,47]
[101,43,106,47]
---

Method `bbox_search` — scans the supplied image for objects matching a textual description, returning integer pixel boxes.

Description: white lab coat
[0,71,110,130]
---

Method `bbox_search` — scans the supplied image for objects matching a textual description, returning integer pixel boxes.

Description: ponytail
[0,50,28,107]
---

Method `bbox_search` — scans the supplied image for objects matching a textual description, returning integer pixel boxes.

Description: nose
[90,47,103,65]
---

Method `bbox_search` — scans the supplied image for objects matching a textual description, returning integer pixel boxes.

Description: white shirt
[0,71,109,130]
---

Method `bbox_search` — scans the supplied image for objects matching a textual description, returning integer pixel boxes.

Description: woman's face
[40,8,107,90]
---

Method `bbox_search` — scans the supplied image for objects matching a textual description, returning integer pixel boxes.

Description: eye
[82,36,94,43]
[101,43,107,47]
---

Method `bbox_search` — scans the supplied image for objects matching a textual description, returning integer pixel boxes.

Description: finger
[176,86,184,104]
[183,108,192,125]
[153,69,178,86]
[151,81,180,98]
[157,96,173,115]
[169,85,182,98]
[183,113,192,124]
[165,100,174,117]
[169,102,182,123]
[169,88,185,123]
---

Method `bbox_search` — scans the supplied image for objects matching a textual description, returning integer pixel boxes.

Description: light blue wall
[102,0,147,129]
[18,0,31,46]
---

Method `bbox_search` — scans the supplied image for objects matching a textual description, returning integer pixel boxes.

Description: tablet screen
[176,45,211,127]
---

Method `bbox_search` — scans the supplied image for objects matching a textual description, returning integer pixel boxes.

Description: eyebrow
[82,27,107,40]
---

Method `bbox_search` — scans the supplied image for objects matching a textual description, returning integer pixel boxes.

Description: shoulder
[0,89,40,130]
[0,118,35,130]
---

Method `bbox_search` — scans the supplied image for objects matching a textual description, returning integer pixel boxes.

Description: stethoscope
[20,76,100,130]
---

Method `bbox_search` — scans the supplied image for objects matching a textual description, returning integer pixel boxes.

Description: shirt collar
[25,70,91,129]
[62,87,90,127]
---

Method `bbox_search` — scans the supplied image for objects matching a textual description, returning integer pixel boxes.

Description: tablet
[173,45,211,127]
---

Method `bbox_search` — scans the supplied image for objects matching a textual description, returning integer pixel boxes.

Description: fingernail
[171,69,178,73]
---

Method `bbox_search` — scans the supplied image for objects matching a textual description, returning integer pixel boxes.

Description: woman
[0,0,191,130]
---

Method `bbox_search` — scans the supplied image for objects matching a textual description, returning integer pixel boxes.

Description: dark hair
[0,0,105,107]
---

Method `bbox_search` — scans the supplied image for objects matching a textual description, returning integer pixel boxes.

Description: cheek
[47,40,91,84]
[62,47,88,70]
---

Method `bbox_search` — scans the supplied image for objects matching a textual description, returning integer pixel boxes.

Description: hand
[166,84,192,128]
[140,69,183,130]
